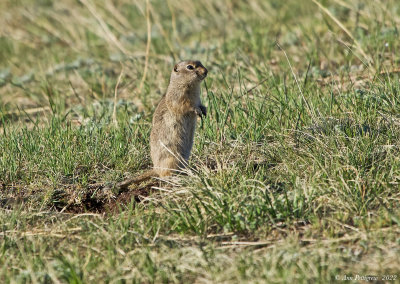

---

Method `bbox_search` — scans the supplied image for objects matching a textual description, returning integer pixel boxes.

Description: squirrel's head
[170,60,208,87]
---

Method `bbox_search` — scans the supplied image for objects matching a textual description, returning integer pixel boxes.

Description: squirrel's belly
[151,114,196,163]
[178,114,197,160]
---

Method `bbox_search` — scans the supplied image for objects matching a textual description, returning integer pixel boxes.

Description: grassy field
[1,0,400,282]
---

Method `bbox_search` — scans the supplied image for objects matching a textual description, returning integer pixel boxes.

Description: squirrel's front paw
[193,105,207,118]
[199,105,207,117]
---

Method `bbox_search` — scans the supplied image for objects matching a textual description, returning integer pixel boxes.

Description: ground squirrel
[115,60,208,189]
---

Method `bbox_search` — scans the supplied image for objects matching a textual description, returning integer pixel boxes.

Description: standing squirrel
[115,60,208,189]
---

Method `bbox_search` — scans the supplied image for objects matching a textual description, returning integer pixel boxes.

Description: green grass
[1,0,400,282]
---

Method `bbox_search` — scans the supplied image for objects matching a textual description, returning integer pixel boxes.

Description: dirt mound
[1,181,158,214]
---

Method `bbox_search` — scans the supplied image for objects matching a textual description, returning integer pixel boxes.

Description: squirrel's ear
[174,64,178,72]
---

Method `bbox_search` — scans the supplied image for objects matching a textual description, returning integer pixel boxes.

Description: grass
[1,0,400,282]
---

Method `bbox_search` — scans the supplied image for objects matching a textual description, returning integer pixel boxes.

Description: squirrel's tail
[87,170,157,190]
[116,170,157,190]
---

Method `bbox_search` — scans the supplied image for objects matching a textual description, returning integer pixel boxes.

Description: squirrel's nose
[200,67,208,77]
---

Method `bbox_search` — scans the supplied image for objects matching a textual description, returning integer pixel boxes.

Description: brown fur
[118,60,207,189]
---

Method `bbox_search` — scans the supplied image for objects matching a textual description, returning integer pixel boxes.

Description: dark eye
[186,65,194,70]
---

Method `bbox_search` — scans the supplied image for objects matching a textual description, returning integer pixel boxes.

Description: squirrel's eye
[186,65,194,70]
